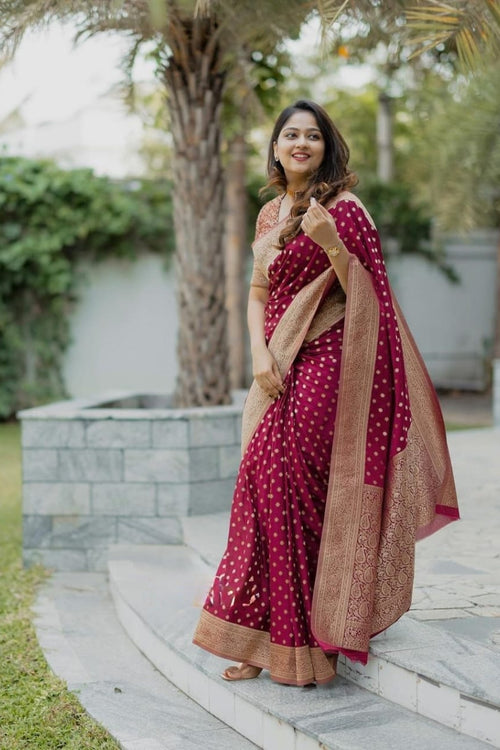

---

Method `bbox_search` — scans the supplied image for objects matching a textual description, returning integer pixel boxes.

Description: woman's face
[273,110,325,188]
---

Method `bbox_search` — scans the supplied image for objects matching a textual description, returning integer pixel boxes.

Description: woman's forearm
[247,297,267,352]
[322,242,350,293]
[247,286,268,353]
[247,286,284,397]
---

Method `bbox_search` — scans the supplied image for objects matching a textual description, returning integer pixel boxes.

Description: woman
[193,100,459,686]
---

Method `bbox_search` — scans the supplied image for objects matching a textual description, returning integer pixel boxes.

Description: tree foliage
[417,64,500,230]
[313,1,500,231]
[317,0,500,70]
[405,0,500,70]
[0,156,174,419]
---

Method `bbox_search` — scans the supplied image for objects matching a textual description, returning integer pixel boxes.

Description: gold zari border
[311,258,459,656]
[193,610,336,685]
[312,257,380,649]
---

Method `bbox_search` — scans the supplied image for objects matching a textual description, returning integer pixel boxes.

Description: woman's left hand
[300,197,341,249]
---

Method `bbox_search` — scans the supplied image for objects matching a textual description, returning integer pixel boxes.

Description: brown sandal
[221,663,263,681]
[326,653,338,673]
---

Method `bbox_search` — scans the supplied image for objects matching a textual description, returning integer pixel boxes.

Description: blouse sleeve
[249,203,272,289]
[250,261,269,288]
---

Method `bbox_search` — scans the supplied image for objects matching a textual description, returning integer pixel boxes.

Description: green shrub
[0,156,174,419]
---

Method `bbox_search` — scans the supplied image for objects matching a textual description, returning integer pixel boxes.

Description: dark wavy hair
[263,99,358,249]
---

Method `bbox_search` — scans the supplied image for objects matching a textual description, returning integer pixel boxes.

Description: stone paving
[410,425,500,652]
[107,541,499,746]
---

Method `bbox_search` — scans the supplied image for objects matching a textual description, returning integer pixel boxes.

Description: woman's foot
[221,663,263,681]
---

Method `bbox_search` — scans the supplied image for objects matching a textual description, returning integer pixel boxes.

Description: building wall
[63,231,498,399]
[63,254,178,398]
[387,230,498,391]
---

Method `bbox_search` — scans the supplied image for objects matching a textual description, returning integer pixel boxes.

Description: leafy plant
[0,156,174,420]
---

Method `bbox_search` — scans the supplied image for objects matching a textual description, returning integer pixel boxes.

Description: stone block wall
[19,392,244,571]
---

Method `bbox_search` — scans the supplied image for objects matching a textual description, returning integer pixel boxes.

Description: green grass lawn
[0,422,120,750]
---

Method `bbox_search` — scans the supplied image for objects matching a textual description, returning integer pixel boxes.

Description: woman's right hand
[252,344,284,399]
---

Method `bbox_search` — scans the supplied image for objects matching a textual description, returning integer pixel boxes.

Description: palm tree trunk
[163,13,231,406]
[224,133,248,390]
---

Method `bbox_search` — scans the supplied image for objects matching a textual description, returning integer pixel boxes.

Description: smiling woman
[193,99,459,686]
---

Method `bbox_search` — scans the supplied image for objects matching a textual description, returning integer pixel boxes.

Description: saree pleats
[194,320,345,685]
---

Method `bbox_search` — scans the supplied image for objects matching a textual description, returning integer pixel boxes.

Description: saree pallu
[193,193,459,685]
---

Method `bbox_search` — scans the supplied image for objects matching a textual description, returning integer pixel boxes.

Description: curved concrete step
[34,571,258,750]
[182,512,500,745]
[183,513,500,747]
[108,544,498,749]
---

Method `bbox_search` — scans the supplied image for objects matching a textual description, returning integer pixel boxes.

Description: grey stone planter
[18,391,245,571]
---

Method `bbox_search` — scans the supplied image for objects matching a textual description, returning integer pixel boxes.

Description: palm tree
[222,47,290,390]
[0,0,310,407]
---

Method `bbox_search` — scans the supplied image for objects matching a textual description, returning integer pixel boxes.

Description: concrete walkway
[411,428,500,650]
[34,572,258,750]
[438,390,493,429]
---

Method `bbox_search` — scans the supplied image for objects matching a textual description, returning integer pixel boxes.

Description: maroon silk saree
[193,192,459,685]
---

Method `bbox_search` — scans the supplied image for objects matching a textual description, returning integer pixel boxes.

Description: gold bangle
[323,243,343,260]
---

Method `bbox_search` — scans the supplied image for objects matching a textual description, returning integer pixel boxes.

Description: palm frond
[316,0,350,27]
[316,0,350,54]
[406,1,500,70]
[314,0,418,63]
[488,0,500,26]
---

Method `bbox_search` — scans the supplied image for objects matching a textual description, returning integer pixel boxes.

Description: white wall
[63,254,178,397]
[1,97,147,179]
[63,231,497,399]
[387,230,498,390]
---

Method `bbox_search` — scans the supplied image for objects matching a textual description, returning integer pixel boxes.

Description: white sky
[0,23,156,124]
